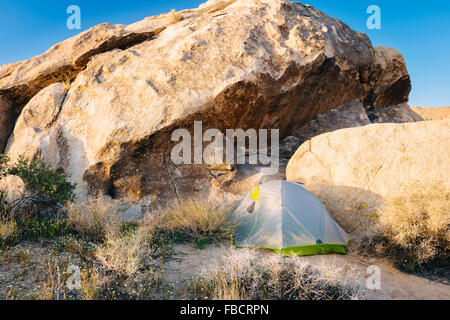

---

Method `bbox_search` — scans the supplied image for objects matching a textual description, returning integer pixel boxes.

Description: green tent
[231,180,351,257]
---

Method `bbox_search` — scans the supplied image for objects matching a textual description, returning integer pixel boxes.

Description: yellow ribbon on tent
[250,185,259,200]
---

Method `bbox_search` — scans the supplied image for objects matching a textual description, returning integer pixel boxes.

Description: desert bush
[6,156,75,205]
[362,182,449,273]
[0,155,75,221]
[187,249,365,300]
[3,216,70,248]
[156,199,235,247]
[95,227,154,278]
[16,217,69,241]
[0,155,79,245]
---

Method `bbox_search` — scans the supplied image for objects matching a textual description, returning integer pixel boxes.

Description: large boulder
[5,83,68,168]
[367,103,424,123]
[0,0,413,209]
[0,95,18,151]
[279,99,371,160]
[278,100,423,161]
[363,46,411,109]
[0,22,169,105]
[286,120,450,234]
[0,14,172,150]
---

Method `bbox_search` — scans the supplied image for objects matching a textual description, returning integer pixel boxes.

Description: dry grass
[65,198,119,242]
[187,248,365,300]
[80,267,102,300]
[156,199,235,245]
[362,182,449,273]
[378,183,449,248]
[0,218,17,240]
[95,227,154,278]
[37,257,69,300]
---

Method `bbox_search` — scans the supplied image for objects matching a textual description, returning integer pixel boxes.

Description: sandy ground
[1,241,448,300]
[165,244,450,300]
[411,106,450,121]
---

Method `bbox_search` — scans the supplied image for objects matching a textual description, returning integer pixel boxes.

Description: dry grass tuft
[187,249,365,300]
[95,227,154,278]
[363,182,449,273]
[0,218,17,240]
[80,267,102,300]
[156,199,235,246]
[37,257,69,300]
[65,198,119,242]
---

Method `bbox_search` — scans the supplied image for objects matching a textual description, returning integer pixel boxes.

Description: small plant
[95,227,154,278]
[15,249,32,267]
[56,235,96,262]
[0,218,17,241]
[58,73,72,90]
[81,267,102,300]
[5,155,75,205]
[38,257,69,300]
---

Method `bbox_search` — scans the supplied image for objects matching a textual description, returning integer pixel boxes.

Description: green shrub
[5,155,75,205]
[16,217,69,240]
[0,155,76,245]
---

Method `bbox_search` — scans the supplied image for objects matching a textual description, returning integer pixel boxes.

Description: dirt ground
[165,244,450,300]
[1,241,448,300]
[0,242,83,299]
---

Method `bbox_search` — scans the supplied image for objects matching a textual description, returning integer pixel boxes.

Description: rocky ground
[1,240,448,300]
[165,244,450,300]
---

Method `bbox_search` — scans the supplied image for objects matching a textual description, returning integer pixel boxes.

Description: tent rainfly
[231,180,351,257]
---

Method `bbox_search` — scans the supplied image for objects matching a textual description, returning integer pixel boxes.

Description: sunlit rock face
[0,0,413,209]
[286,120,450,233]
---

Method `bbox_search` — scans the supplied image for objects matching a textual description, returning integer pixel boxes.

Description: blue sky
[0,0,448,107]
